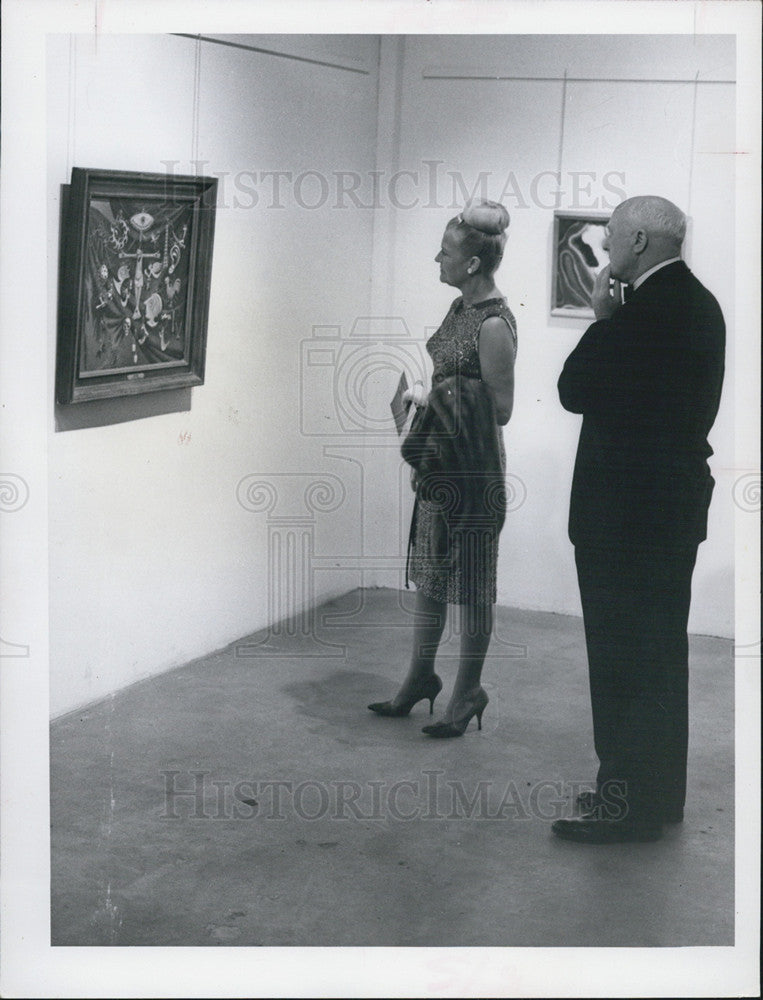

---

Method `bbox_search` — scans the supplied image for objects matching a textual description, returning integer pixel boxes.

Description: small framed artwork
[551,210,610,319]
[56,167,218,404]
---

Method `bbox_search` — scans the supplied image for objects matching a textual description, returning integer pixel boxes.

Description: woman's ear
[467,256,481,275]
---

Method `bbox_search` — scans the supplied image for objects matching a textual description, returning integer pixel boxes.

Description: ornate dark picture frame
[56,167,218,403]
[551,209,610,319]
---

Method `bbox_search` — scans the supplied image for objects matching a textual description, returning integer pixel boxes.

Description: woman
[368,199,517,737]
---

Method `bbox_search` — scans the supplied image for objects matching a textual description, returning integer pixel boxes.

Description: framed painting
[56,167,218,403]
[551,210,610,319]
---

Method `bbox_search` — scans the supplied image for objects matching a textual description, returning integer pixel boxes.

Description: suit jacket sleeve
[558,288,724,440]
[557,320,612,415]
[557,265,725,549]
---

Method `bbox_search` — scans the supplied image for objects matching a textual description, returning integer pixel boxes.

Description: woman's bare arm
[479,316,515,425]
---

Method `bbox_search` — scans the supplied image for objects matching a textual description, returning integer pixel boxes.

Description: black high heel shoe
[421,687,488,738]
[368,674,443,718]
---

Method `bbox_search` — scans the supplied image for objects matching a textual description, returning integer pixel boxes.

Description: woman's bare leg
[390,590,447,708]
[441,601,492,721]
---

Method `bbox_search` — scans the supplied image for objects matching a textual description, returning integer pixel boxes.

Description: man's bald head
[614,196,687,251]
[604,196,686,283]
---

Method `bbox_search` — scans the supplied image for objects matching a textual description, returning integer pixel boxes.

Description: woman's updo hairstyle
[447,199,510,276]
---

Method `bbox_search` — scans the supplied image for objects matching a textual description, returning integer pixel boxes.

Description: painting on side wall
[56,168,218,404]
[551,210,610,319]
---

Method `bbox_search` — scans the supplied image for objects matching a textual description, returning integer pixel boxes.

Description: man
[553,196,726,844]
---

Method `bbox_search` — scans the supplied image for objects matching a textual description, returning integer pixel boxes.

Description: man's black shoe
[576,790,683,824]
[552,814,663,844]
[575,789,599,811]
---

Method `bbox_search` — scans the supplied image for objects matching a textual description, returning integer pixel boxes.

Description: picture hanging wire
[686,69,700,219]
[66,34,77,179]
[192,35,202,173]
[556,68,568,185]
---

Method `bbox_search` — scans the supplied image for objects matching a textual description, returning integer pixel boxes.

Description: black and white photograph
[0,1,760,997]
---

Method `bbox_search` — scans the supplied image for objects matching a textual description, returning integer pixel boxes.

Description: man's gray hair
[617,196,687,246]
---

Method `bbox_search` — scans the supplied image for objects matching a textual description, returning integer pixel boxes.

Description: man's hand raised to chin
[591,264,624,321]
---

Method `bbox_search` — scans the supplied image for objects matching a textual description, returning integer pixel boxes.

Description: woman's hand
[402,381,428,408]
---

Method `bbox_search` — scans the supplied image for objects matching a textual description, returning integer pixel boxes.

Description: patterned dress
[408,296,517,605]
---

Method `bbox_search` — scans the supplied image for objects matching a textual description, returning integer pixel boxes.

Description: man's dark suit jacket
[558,261,725,551]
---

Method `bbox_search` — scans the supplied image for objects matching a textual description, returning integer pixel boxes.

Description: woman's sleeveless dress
[408,296,517,605]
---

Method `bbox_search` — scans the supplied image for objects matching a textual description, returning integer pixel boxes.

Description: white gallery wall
[46,33,736,717]
[368,34,735,636]
[47,34,380,716]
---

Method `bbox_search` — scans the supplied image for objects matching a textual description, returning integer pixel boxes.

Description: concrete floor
[50,588,734,947]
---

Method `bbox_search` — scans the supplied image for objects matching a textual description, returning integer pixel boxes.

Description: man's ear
[632,228,648,255]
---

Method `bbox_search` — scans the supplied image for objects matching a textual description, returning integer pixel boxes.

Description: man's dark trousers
[558,260,726,827]
[575,543,698,822]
